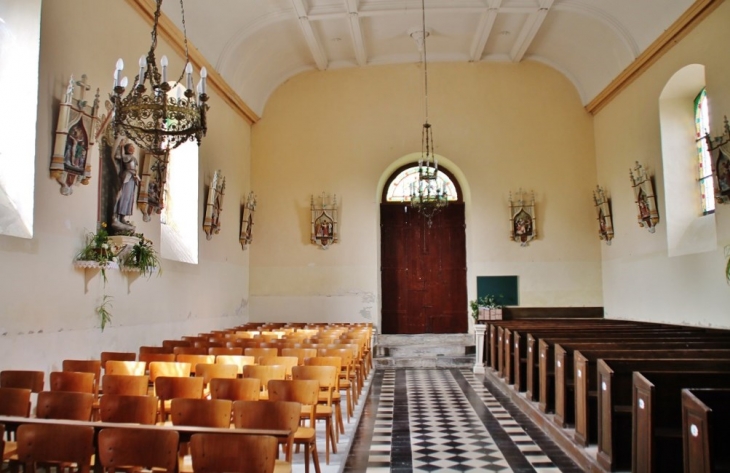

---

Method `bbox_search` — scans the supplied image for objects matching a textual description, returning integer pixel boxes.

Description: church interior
[1,0,730,472]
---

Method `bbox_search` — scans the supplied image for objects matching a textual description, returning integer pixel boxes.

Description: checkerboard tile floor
[344,368,582,473]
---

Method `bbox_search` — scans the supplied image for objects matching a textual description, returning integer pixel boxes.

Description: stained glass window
[695,88,715,215]
[386,166,458,202]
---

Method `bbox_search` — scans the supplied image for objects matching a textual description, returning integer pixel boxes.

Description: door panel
[380,203,467,334]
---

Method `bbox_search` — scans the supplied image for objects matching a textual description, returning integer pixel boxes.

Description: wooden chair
[176,355,214,374]
[0,388,30,461]
[162,340,192,350]
[62,360,101,398]
[149,361,192,384]
[49,371,94,394]
[215,355,255,375]
[281,348,317,366]
[16,423,94,473]
[305,356,345,432]
[97,427,179,473]
[170,398,232,428]
[317,348,355,419]
[208,347,243,356]
[139,346,173,355]
[195,363,237,397]
[101,374,149,396]
[36,391,94,421]
[105,360,146,376]
[231,400,301,466]
[190,433,281,473]
[0,370,44,392]
[174,347,209,356]
[138,353,176,367]
[242,365,286,400]
[154,376,204,422]
[245,347,279,359]
[209,378,260,401]
[100,352,136,372]
[267,380,322,473]
[0,387,31,417]
[99,394,158,424]
[259,356,299,379]
[291,365,338,463]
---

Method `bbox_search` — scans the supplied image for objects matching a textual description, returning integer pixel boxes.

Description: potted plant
[122,233,162,278]
[74,222,118,283]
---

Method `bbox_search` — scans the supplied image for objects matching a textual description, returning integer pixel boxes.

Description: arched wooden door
[380,165,467,334]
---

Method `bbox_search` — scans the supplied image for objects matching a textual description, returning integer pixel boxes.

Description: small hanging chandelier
[111,0,209,156]
[409,0,448,227]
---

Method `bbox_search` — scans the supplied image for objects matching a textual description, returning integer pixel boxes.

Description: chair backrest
[244,347,278,359]
[149,362,192,382]
[162,340,192,349]
[209,378,260,401]
[267,379,319,417]
[281,348,317,366]
[292,365,337,405]
[170,398,232,428]
[231,400,301,463]
[154,376,204,402]
[138,353,176,366]
[215,355,255,375]
[101,374,149,396]
[176,355,214,373]
[173,347,209,356]
[242,365,286,394]
[100,352,136,371]
[208,347,243,356]
[0,387,31,417]
[195,364,238,385]
[36,391,94,420]
[99,394,158,424]
[138,346,172,355]
[105,361,146,376]
[97,427,179,473]
[62,360,101,398]
[0,370,44,392]
[16,423,94,473]
[50,371,95,394]
[190,433,277,473]
[258,356,299,379]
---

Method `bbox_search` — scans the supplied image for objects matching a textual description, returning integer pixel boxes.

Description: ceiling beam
[469,0,502,62]
[345,0,368,66]
[509,0,553,62]
[290,0,329,70]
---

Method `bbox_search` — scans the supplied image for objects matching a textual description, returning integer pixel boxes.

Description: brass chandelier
[112,0,209,156]
[409,0,448,227]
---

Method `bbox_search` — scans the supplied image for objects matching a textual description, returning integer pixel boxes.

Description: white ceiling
[161,0,697,117]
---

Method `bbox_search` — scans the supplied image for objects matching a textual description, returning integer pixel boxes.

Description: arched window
[383,163,460,203]
[694,88,715,214]
[659,65,716,257]
[160,83,199,264]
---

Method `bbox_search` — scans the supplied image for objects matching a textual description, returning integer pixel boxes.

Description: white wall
[250,61,601,331]
[0,0,252,373]
[595,2,730,328]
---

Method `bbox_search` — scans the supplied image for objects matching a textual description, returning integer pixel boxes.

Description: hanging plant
[74,222,118,284]
[121,233,162,278]
[96,295,113,331]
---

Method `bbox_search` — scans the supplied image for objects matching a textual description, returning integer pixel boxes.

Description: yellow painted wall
[0,0,251,371]
[594,2,730,328]
[251,61,602,329]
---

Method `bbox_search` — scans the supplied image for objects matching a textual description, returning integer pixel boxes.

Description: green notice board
[477,276,519,306]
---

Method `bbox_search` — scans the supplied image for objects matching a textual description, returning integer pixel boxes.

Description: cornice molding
[125,0,259,124]
[586,0,724,116]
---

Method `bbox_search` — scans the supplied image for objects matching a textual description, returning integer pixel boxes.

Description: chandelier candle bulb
[137,56,147,87]
[200,67,207,95]
[114,58,124,87]
[185,62,193,91]
[160,55,168,83]
[120,76,128,89]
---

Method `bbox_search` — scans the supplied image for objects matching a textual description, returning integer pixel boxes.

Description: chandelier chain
[421,0,429,124]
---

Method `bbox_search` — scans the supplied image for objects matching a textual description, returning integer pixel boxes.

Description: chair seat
[275,459,292,473]
[3,440,17,460]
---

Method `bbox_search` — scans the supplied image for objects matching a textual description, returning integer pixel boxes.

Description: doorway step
[374,333,475,368]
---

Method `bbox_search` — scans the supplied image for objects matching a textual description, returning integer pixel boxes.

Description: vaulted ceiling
[156,0,712,119]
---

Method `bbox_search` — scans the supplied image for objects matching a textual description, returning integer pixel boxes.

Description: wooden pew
[552,335,730,424]
[631,371,730,473]
[681,388,730,473]
[590,359,730,472]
